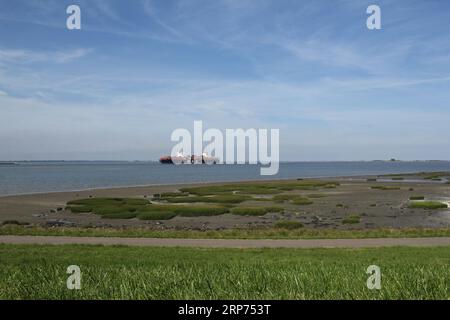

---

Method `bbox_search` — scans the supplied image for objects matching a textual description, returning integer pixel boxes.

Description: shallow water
[1,161,450,196]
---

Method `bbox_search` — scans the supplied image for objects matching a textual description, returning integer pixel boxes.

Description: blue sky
[0,0,449,161]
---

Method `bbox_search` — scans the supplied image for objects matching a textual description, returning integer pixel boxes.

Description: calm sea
[1,161,450,196]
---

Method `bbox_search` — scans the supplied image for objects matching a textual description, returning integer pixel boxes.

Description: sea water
[1,161,450,196]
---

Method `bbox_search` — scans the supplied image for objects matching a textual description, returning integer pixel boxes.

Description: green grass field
[0,244,448,299]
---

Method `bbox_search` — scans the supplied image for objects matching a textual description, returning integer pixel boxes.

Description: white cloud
[54,48,93,63]
[283,41,371,70]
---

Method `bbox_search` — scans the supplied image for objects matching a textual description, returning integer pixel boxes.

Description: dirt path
[1,235,450,248]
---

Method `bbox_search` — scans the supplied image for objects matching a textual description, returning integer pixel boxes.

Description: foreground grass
[2,225,450,239]
[0,244,448,299]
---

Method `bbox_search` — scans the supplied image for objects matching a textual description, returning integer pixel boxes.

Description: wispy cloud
[0,48,92,64]
[142,0,185,40]
[54,48,93,63]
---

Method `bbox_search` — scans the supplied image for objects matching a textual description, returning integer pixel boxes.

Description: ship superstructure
[159,152,219,164]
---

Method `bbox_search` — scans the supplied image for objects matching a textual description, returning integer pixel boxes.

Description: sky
[0,0,449,161]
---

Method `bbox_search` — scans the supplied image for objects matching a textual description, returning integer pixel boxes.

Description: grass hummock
[272,194,313,205]
[159,192,190,197]
[230,206,284,216]
[274,220,304,229]
[306,193,327,198]
[291,197,314,205]
[409,196,425,200]
[408,201,448,210]
[180,180,339,196]
[159,194,251,204]
[371,186,401,190]
[342,215,361,224]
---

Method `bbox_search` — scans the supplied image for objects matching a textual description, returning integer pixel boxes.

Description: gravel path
[1,235,450,248]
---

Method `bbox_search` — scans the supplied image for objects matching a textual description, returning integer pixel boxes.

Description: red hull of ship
[159,156,173,164]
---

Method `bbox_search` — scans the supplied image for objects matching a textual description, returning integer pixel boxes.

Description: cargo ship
[159,152,219,164]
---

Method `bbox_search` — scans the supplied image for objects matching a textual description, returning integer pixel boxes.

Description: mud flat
[0,173,449,231]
